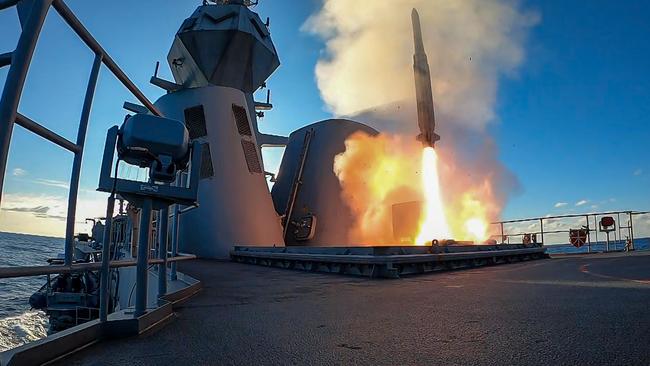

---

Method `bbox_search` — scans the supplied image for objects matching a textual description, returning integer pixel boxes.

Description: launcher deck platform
[230,244,547,278]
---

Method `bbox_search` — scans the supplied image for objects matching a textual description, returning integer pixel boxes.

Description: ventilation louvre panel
[200,142,214,179]
[241,140,262,173]
[232,104,252,136]
[184,105,208,140]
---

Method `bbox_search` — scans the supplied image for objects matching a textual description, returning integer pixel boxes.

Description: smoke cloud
[304,0,537,242]
[304,0,539,130]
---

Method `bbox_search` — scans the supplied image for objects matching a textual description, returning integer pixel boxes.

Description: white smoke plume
[304,0,539,131]
[303,0,538,242]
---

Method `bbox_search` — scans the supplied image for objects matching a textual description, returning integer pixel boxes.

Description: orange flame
[334,132,497,244]
[414,147,451,244]
[333,132,422,244]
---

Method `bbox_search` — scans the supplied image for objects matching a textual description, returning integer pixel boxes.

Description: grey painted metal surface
[53,253,650,366]
[135,198,152,317]
[231,244,547,278]
[0,0,20,11]
[99,195,116,322]
[0,254,196,279]
[271,119,378,246]
[14,113,80,152]
[0,0,164,269]
[155,86,284,258]
[157,206,169,298]
[170,204,180,280]
[0,52,11,67]
[1,275,201,366]
[167,3,279,92]
[64,53,102,266]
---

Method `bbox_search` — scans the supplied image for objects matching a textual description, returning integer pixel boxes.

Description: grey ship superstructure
[0,2,596,364]
[154,0,383,254]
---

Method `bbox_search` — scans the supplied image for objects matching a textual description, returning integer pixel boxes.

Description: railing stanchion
[629,211,635,250]
[64,53,102,266]
[170,204,180,281]
[0,0,52,206]
[586,215,591,253]
[135,198,152,317]
[99,194,115,322]
[500,222,504,244]
[157,206,169,300]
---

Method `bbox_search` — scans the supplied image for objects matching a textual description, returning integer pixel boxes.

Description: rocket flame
[414,147,450,244]
[465,218,488,242]
[334,132,496,245]
[333,132,423,244]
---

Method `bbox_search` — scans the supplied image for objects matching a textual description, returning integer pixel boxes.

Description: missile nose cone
[412,8,424,54]
[411,8,420,25]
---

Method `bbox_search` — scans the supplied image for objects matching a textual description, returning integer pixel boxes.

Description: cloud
[0,191,108,237]
[34,179,69,190]
[554,202,568,208]
[304,0,539,129]
[1,195,67,222]
[2,205,50,214]
[575,200,588,206]
[633,168,643,176]
[12,168,27,177]
[305,0,534,236]
[590,204,599,210]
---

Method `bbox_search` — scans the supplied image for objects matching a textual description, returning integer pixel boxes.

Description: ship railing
[75,306,98,326]
[0,0,195,330]
[0,253,196,279]
[0,0,163,268]
[490,210,649,252]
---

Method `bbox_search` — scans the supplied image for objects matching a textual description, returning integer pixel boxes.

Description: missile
[412,8,440,148]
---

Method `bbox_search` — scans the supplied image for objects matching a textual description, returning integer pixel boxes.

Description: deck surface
[58,251,650,366]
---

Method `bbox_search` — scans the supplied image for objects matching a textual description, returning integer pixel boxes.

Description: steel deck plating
[57,251,650,366]
[230,244,547,278]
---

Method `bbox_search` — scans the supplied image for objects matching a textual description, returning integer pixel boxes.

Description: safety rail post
[499,222,504,244]
[616,212,621,249]
[135,198,152,317]
[170,205,180,281]
[0,52,12,67]
[99,194,115,322]
[628,211,634,250]
[0,0,20,11]
[64,53,102,266]
[594,216,599,252]
[0,0,52,206]
[585,215,591,253]
[0,254,197,279]
[157,206,169,300]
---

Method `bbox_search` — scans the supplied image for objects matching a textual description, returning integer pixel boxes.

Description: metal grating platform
[230,244,548,278]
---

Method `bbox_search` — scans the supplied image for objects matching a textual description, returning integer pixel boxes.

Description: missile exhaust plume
[306,0,536,243]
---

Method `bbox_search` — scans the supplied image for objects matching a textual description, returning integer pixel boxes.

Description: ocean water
[0,232,62,352]
[0,232,648,352]
[545,237,650,254]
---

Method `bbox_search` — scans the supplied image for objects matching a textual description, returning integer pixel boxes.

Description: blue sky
[495,0,650,219]
[0,0,648,237]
